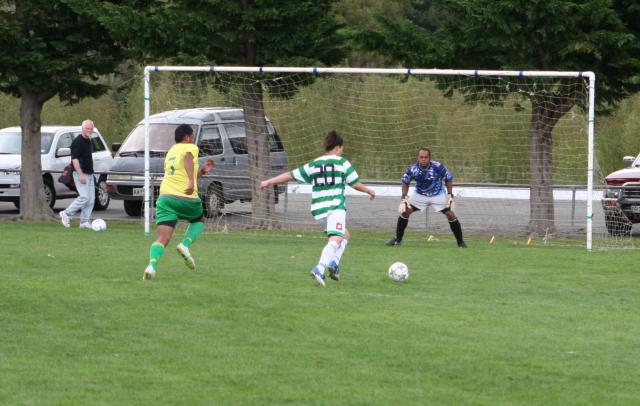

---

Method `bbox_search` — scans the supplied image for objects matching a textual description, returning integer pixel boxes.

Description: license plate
[132,187,145,196]
[631,205,640,214]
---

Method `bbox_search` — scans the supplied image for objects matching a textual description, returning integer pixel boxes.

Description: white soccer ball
[91,218,107,232]
[388,261,409,282]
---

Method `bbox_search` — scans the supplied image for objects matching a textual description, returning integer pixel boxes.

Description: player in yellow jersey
[143,124,214,280]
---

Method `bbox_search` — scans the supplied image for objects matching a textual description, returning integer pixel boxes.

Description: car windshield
[118,124,186,155]
[0,131,54,154]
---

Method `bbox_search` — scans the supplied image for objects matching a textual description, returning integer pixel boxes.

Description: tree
[357,0,640,234]
[75,0,345,228]
[0,0,126,220]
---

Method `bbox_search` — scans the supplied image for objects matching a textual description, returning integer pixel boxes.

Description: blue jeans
[64,172,95,223]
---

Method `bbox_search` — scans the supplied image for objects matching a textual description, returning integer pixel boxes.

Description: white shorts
[408,192,448,213]
[325,209,346,237]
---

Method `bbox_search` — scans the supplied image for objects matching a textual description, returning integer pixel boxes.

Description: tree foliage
[357,0,640,234]
[0,0,127,220]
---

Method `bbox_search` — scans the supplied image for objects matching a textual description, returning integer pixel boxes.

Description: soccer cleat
[176,242,196,270]
[458,241,468,248]
[310,266,326,287]
[386,237,402,246]
[327,260,340,281]
[59,211,70,228]
[79,222,92,229]
[143,265,156,280]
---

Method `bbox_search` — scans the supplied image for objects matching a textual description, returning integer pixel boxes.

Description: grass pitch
[1,221,639,405]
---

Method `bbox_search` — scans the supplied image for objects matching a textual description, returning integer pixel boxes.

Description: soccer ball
[91,218,107,232]
[388,262,409,282]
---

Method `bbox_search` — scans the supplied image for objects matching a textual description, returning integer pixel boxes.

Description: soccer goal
[136,65,629,250]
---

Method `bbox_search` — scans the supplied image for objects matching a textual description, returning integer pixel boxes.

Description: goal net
[129,66,631,250]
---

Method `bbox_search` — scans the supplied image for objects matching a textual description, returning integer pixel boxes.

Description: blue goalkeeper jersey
[401,160,453,197]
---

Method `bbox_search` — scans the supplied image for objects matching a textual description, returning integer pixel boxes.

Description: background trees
[358,0,640,234]
[0,0,126,220]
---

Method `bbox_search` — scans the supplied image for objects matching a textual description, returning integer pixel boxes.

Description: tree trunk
[527,92,577,236]
[242,81,277,229]
[19,91,55,221]
[528,103,555,235]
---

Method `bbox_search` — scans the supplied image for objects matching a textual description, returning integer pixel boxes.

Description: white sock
[333,239,349,265]
[318,240,340,272]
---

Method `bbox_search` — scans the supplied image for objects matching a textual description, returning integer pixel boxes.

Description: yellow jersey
[159,143,200,199]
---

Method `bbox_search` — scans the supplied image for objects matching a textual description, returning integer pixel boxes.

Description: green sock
[149,241,165,270]
[181,221,205,248]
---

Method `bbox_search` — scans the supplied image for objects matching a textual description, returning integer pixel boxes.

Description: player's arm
[445,179,454,208]
[198,159,214,177]
[260,171,293,190]
[184,152,195,195]
[352,182,375,200]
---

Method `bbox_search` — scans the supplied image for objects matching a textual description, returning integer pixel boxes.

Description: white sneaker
[59,211,70,228]
[143,265,156,280]
[79,222,92,229]
[176,243,196,270]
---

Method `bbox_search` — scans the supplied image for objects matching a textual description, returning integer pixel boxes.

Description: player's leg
[328,229,350,281]
[387,194,423,246]
[434,194,466,247]
[311,210,345,287]
[144,196,178,279]
[144,223,176,280]
[175,199,206,270]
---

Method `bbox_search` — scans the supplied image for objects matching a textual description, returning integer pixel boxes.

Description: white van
[0,126,113,209]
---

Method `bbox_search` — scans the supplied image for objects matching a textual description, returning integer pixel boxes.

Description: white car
[0,126,113,210]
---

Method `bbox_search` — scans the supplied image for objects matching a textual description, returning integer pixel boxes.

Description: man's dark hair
[324,130,343,151]
[175,124,194,142]
[419,147,431,157]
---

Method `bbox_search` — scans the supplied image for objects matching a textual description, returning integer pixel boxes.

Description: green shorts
[155,195,203,225]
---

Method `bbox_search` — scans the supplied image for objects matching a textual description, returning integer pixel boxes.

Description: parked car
[0,126,113,210]
[602,153,640,236]
[107,107,288,217]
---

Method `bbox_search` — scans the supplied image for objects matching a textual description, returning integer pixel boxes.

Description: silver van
[106,107,288,216]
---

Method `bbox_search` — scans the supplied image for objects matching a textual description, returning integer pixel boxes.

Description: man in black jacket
[59,120,95,228]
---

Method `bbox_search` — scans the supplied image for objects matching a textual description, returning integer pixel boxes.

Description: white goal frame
[143,66,596,249]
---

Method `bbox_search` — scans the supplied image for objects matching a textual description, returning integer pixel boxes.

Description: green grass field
[2,221,639,405]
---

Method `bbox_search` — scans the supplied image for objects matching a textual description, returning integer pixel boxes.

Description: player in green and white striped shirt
[260,131,376,287]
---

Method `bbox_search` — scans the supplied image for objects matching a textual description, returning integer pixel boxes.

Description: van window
[90,134,106,152]
[118,124,182,156]
[56,132,75,151]
[224,122,284,154]
[0,131,54,154]
[198,126,223,156]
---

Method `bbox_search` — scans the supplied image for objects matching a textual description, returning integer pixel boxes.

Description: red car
[602,154,640,236]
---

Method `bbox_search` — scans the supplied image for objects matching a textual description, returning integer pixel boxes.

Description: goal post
[140,65,603,249]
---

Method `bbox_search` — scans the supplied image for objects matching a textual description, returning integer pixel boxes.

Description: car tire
[44,179,56,208]
[204,183,224,218]
[124,200,143,217]
[93,177,110,211]
[604,209,632,236]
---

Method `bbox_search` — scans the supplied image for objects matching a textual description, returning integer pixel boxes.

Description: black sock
[449,218,464,244]
[396,216,409,241]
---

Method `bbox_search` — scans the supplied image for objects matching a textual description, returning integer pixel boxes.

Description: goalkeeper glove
[398,197,409,214]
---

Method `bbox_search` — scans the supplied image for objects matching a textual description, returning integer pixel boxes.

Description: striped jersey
[290,154,360,219]
[401,160,453,197]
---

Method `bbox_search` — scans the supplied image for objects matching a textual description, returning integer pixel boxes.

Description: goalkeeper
[386,147,466,248]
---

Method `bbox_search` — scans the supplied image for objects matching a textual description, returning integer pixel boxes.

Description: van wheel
[44,179,56,208]
[124,200,143,217]
[93,178,110,211]
[204,184,224,218]
[604,209,632,236]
